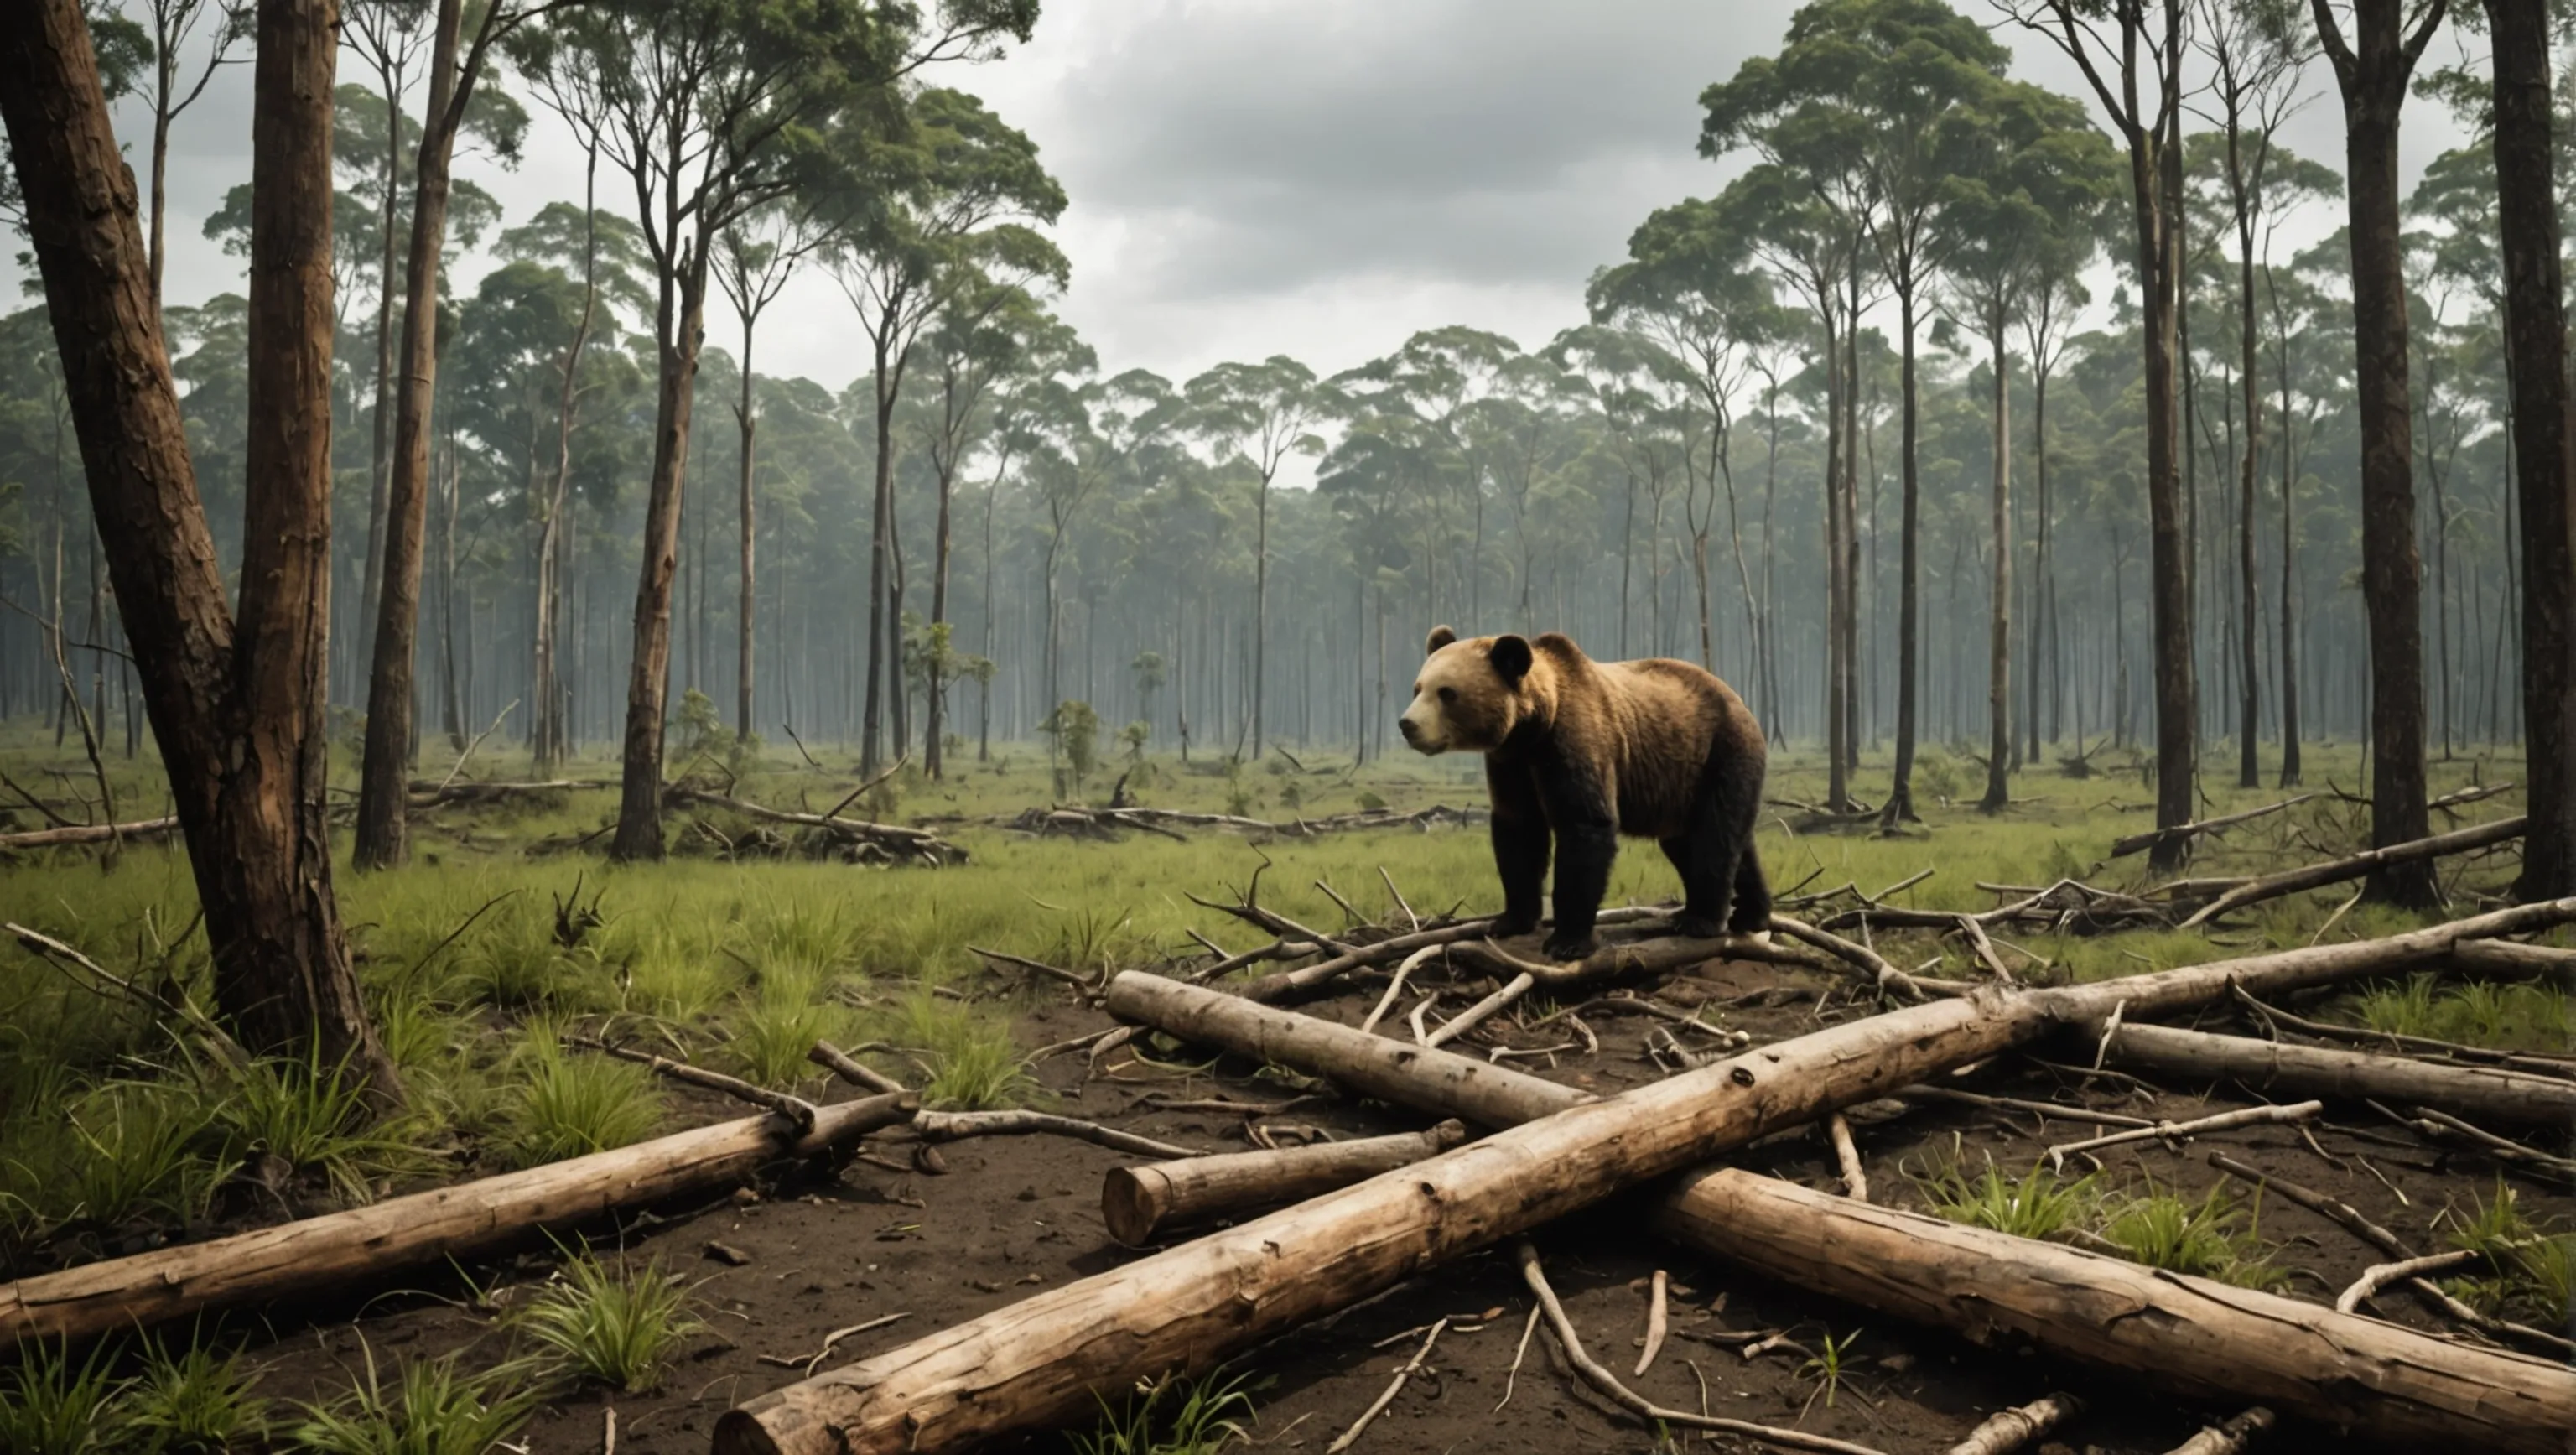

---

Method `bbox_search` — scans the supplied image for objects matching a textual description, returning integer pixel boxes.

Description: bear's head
[1398,625,1542,756]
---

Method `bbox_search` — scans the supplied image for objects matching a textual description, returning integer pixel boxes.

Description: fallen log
[0,816,180,851]
[1656,1172,2573,1454]
[1233,906,1666,1004]
[1101,1120,1469,1246]
[1945,1394,2083,1455]
[2092,1021,2576,1127]
[666,788,965,865]
[2110,793,2318,859]
[714,900,2576,1455]
[2447,938,2576,984]
[0,1090,917,1346]
[2176,816,2526,928]
[405,779,606,808]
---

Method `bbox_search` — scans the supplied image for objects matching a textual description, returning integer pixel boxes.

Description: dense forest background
[0,0,2563,803]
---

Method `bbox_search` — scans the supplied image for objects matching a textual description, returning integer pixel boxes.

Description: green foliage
[889,993,1032,1110]
[0,1339,129,1455]
[2100,1182,2285,1289]
[1795,1328,1861,1416]
[1044,699,1103,796]
[509,1248,704,1393]
[2444,1182,2575,1327]
[1914,1145,2099,1240]
[1068,1368,1257,1455]
[211,1046,436,1206]
[126,1336,271,1455]
[727,982,850,1089]
[65,1079,226,1229]
[2346,975,2571,1052]
[495,1044,662,1169]
[286,1346,543,1455]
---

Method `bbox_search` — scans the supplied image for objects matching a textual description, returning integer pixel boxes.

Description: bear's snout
[1398,713,1441,753]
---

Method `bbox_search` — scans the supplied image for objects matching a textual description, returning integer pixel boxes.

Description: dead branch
[968,945,1096,995]
[2178,818,2527,928]
[666,787,963,865]
[2162,1408,2273,1455]
[2091,1021,2576,1125]
[1827,1112,1868,1200]
[2045,1101,2324,1170]
[2231,986,2576,1078]
[1633,1268,1670,1375]
[2110,794,2318,858]
[1513,1241,1890,1455]
[1102,1121,1468,1245]
[0,816,183,851]
[2334,1250,2481,1314]
[434,699,518,792]
[1323,1317,1445,1455]
[1944,1394,2083,1455]
[568,1036,818,1133]
[910,1109,1203,1161]
[808,1041,906,1096]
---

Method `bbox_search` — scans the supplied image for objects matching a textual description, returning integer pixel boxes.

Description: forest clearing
[5,0,2576,1449]
[3,731,2568,1454]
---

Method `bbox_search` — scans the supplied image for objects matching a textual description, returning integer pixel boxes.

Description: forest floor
[0,722,2567,1454]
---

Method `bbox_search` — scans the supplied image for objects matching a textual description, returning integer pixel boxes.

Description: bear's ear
[1425,625,1458,654]
[1488,634,1533,684]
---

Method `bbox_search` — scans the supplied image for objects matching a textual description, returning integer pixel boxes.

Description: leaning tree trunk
[354,0,475,870]
[611,258,712,861]
[0,0,398,1100]
[2319,0,2439,907]
[2485,0,2576,903]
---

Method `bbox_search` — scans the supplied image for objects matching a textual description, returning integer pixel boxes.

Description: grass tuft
[286,1344,543,1455]
[1913,1144,2099,1240]
[127,1334,270,1454]
[887,993,1033,1109]
[210,1044,435,1205]
[508,1246,704,1392]
[493,1043,662,1169]
[0,1338,129,1454]
[2099,1181,2286,1289]
[1069,1367,1258,1455]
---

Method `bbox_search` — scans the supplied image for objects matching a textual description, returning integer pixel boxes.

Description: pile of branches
[666,786,965,866]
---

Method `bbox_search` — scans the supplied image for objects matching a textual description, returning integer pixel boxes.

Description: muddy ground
[243,949,2573,1455]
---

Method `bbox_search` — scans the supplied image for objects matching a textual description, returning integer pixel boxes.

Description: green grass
[285,1345,543,1455]
[125,1335,271,1455]
[884,992,1036,1109]
[1913,1144,2101,1240]
[0,1339,131,1454]
[507,1247,704,1393]
[209,1042,440,1206]
[2343,975,2573,1053]
[2098,1182,2288,1290]
[492,1042,663,1169]
[1067,1367,1258,1455]
[2443,1181,2576,1327]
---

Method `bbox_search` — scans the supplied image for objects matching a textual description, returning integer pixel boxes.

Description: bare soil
[242,950,2574,1455]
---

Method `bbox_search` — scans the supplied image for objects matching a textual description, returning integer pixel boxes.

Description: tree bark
[0,0,399,1099]
[1888,283,1924,823]
[355,0,484,869]
[2144,72,2195,874]
[2485,0,2576,902]
[1102,1121,1470,1247]
[1657,1172,2574,1454]
[610,257,712,860]
[738,308,759,743]
[2176,814,2523,928]
[2314,0,2444,907]
[0,1091,916,1345]
[2093,1019,2576,1127]
[1981,301,2012,813]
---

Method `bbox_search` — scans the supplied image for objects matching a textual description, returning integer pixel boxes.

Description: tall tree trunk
[2316,0,2442,906]
[1887,283,1923,824]
[860,340,899,775]
[1253,470,1268,757]
[354,0,474,869]
[1981,303,2012,813]
[2231,151,2265,790]
[610,255,711,860]
[736,314,757,744]
[2275,283,2304,787]
[0,0,397,1098]
[2137,60,2196,873]
[2486,0,2576,901]
[1822,305,1848,812]
[359,83,401,683]
[925,455,954,778]
[532,155,598,778]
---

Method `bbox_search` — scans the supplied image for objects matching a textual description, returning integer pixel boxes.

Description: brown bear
[1398,626,1768,960]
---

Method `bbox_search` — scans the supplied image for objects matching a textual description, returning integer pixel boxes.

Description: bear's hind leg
[1727,841,1773,934]
[1670,818,1735,940]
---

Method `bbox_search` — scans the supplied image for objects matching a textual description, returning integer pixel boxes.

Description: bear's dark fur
[1398,626,1769,960]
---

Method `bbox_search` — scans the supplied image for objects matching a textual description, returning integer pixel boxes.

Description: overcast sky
[75,0,2485,394]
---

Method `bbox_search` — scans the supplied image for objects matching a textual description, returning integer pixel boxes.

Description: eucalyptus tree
[344,0,428,671]
[2308,0,2449,904]
[3,0,399,1096]
[1330,326,1518,626]
[2194,0,2314,789]
[1707,0,2010,822]
[824,85,1067,774]
[2018,254,2101,760]
[522,0,1038,858]
[715,208,828,742]
[2001,0,2198,870]
[1550,322,1686,664]
[918,285,1053,777]
[1182,356,1327,758]
[1940,80,2119,811]
[139,0,252,300]
[1031,367,1172,724]
[349,0,538,868]
[1317,409,1438,760]
[2481,0,2576,900]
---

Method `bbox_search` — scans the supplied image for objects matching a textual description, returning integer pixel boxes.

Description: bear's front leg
[1544,815,1616,960]
[1485,761,1550,938]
